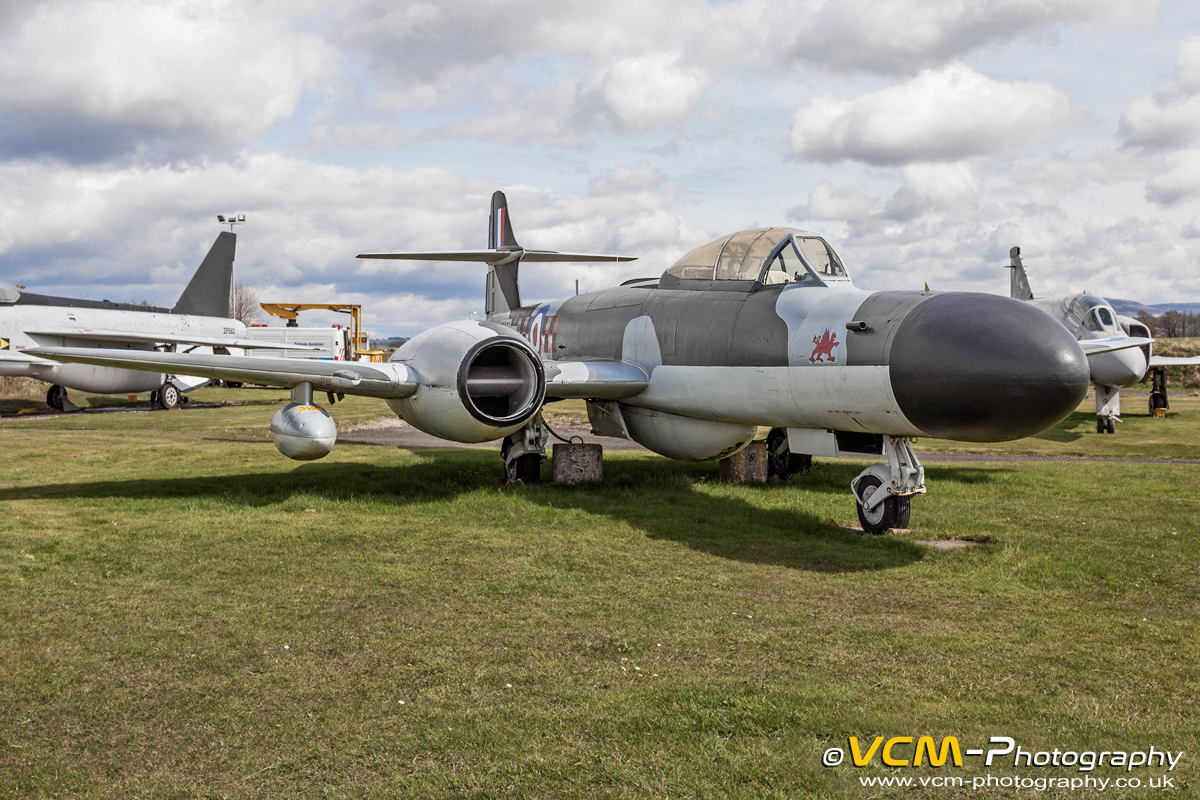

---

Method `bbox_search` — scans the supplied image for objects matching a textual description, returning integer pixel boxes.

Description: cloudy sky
[1,0,1199,336]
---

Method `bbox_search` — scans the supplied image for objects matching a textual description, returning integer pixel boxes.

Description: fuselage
[0,302,245,394]
[494,278,1090,444]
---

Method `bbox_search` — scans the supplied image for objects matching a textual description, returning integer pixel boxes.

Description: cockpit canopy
[0,284,20,304]
[1068,294,1120,334]
[663,227,850,287]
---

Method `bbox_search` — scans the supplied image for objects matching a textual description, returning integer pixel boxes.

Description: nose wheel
[855,474,911,533]
[851,436,925,535]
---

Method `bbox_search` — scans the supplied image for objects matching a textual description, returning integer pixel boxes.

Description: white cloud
[1145,149,1200,205]
[591,162,669,195]
[789,64,1075,165]
[886,162,983,220]
[783,0,1153,75]
[787,181,881,222]
[601,54,708,132]
[0,0,333,161]
[1120,35,1200,150]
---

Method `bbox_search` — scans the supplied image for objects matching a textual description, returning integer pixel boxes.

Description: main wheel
[1150,393,1166,414]
[1096,417,1105,434]
[46,384,66,410]
[1105,417,1115,434]
[766,427,812,479]
[855,474,910,535]
[158,382,181,410]
[505,453,542,484]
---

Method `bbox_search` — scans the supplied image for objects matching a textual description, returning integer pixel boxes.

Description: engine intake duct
[458,339,545,425]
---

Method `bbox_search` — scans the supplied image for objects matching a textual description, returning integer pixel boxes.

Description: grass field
[1,385,1198,798]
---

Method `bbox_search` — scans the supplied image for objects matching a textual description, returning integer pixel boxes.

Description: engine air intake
[458,339,545,425]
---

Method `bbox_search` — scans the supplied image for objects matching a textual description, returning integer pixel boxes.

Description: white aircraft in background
[1007,246,1200,433]
[0,223,309,410]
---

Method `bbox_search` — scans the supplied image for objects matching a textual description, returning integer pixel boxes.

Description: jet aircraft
[0,227,310,410]
[34,193,1098,533]
[1006,246,1200,433]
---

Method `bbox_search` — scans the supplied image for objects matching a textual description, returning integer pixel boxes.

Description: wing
[357,248,636,264]
[1149,354,1200,367]
[27,347,417,399]
[25,327,320,350]
[1079,336,1153,355]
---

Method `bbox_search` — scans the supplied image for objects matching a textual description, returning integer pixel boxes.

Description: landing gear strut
[1149,367,1169,416]
[766,427,811,480]
[851,436,925,535]
[1095,383,1119,434]
[501,412,548,484]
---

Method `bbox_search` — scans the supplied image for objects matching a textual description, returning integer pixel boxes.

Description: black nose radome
[888,293,1089,442]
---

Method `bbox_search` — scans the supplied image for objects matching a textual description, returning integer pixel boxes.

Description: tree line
[1136,310,1200,338]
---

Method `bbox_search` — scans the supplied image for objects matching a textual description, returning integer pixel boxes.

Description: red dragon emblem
[809,328,839,364]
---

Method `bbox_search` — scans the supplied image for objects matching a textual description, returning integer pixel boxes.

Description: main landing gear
[45,384,78,412]
[501,413,549,484]
[766,427,811,479]
[46,384,67,410]
[851,436,925,535]
[1149,367,1169,416]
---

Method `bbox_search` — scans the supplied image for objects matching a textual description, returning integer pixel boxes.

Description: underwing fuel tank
[271,393,337,460]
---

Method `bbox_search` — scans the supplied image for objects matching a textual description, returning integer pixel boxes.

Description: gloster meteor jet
[0,229,309,410]
[1006,247,1200,433]
[34,193,1098,533]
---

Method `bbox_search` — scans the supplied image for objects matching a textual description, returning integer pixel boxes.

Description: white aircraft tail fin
[172,231,236,318]
[1007,246,1034,301]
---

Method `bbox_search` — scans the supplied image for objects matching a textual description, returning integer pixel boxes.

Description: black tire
[766,427,812,479]
[226,382,243,389]
[46,384,65,410]
[1096,417,1105,434]
[1106,417,1115,434]
[855,474,909,535]
[158,382,181,410]
[1150,393,1167,413]
[505,453,542,484]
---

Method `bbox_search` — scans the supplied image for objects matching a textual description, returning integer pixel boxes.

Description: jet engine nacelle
[385,320,546,442]
[271,401,337,460]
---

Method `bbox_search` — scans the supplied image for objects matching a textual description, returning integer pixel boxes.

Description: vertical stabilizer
[489,191,521,250]
[1007,246,1034,301]
[173,231,237,317]
[485,191,522,315]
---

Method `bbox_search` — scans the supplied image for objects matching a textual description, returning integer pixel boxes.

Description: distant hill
[1106,299,1200,316]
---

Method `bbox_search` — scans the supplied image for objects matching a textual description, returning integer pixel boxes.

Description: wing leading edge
[25,328,321,351]
[28,347,418,399]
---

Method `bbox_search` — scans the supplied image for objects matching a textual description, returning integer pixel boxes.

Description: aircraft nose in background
[887,293,1090,442]
[1088,345,1147,389]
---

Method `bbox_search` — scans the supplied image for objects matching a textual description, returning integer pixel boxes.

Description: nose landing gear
[852,436,925,535]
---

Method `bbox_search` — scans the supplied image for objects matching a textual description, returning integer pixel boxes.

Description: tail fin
[173,231,237,317]
[489,190,521,250]
[1007,245,1034,301]
[486,191,521,314]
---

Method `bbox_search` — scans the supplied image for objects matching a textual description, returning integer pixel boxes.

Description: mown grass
[1,393,1197,798]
